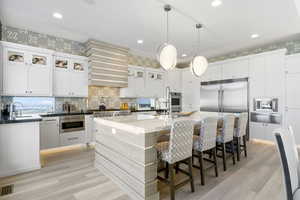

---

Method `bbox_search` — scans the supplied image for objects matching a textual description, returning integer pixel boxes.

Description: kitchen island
[93,111,231,200]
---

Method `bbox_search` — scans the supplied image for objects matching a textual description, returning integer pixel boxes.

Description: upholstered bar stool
[234,112,248,161]
[193,117,219,185]
[216,114,236,171]
[155,120,195,200]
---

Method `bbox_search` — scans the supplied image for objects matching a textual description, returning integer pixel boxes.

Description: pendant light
[190,24,208,77]
[157,4,177,71]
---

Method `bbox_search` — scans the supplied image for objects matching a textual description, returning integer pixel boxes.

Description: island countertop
[93,111,239,200]
[94,111,234,134]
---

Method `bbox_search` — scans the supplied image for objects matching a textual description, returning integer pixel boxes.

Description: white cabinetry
[0,122,40,177]
[120,66,165,98]
[285,53,300,144]
[60,131,86,146]
[40,117,60,150]
[85,115,94,143]
[250,122,280,142]
[222,58,249,80]
[249,50,286,113]
[249,49,287,142]
[54,53,88,97]
[181,69,201,112]
[145,69,165,98]
[201,63,222,82]
[1,42,53,96]
[165,69,182,92]
[120,67,145,97]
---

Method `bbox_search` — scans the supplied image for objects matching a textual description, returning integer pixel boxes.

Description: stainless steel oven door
[60,115,85,134]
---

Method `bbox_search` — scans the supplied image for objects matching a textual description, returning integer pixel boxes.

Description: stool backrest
[221,114,235,143]
[235,112,248,137]
[168,120,194,164]
[197,117,218,151]
[274,128,299,200]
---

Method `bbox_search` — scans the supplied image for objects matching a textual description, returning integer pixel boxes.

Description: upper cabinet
[181,69,201,112]
[165,69,182,93]
[1,42,53,96]
[53,53,88,97]
[201,58,249,82]
[249,49,286,112]
[222,58,249,80]
[200,63,222,82]
[145,69,165,98]
[120,66,165,98]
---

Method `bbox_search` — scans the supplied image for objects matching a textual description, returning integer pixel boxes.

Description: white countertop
[94,111,238,134]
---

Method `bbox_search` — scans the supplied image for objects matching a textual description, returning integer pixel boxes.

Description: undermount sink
[15,115,33,118]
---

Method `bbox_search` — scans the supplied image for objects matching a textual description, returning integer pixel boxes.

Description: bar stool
[155,120,195,200]
[193,117,219,186]
[234,112,248,161]
[216,114,236,171]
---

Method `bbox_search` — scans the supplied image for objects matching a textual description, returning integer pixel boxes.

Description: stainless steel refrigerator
[200,78,249,113]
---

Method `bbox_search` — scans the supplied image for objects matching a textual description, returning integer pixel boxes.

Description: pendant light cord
[166,9,169,43]
[198,27,200,53]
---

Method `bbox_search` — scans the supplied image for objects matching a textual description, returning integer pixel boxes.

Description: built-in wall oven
[170,92,182,112]
[59,115,85,134]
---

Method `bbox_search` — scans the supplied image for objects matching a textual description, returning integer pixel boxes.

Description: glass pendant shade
[158,43,177,71]
[190,56,208,77]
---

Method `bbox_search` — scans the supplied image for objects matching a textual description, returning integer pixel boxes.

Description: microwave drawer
[60,131,85,146]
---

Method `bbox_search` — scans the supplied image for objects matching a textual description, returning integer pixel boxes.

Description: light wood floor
[0,141,284,200]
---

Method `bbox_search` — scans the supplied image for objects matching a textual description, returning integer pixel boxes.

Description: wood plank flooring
[0,141,284,200]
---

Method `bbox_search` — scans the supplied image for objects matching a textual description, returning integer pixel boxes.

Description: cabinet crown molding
[0,41,54,54]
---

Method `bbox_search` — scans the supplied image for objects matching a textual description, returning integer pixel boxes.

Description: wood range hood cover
[86,39,129,88]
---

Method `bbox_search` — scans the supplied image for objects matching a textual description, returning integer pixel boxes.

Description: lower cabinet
[0,122,41,177]
[85,115,94,143]
[60,131,86,146]
[250,122,281,142]
[40,115,94,150]
[40,117,60,150]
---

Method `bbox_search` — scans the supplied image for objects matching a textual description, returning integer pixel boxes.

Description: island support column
[94,120,159,200]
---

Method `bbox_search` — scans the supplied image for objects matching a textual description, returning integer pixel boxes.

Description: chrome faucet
[10,102,23,117]
[165,86,172,116]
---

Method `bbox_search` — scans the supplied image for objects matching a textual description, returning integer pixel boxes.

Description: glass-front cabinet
[53,54,88,97]
[3,44,53,96]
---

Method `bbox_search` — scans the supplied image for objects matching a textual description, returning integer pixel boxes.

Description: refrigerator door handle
[218,90,221,113]
[221,89,225,112]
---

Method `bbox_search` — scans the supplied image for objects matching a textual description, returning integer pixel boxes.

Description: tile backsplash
[88,86,136,109]
[0,96,87,113]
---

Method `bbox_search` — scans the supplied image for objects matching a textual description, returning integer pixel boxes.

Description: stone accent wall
[1,25,86,56]
[209,34,300,63]
[128,53,160,68]
[88,86,136,109]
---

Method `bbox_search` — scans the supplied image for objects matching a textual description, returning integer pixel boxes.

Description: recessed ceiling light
[53,12,63,19]
[137,40,143,44]
[211,0,222,7]
[182,54,187,57]
[251,34,260,39]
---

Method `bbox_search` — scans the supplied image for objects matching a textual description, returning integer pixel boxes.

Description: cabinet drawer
[60,131,85,146]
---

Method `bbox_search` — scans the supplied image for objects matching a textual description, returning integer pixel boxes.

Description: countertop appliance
[59,115,85,134]
[253,98,278,113]
[251,98,281,124]
[170,92,182,113]
[200,78,249,113]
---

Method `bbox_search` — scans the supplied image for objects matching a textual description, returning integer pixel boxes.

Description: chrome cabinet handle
[68,137,79,141]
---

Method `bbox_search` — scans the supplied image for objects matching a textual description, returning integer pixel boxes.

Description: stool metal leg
[198,151,205,185]
[236,137,241,161]
[169,163,175,200]
[221,143,227,171]
[243,135,247,157]
[213,148,218,177]
[231,141,236,165]
[187,157,195,192]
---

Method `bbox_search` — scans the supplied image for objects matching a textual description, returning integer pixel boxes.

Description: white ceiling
[1,0,300,59]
